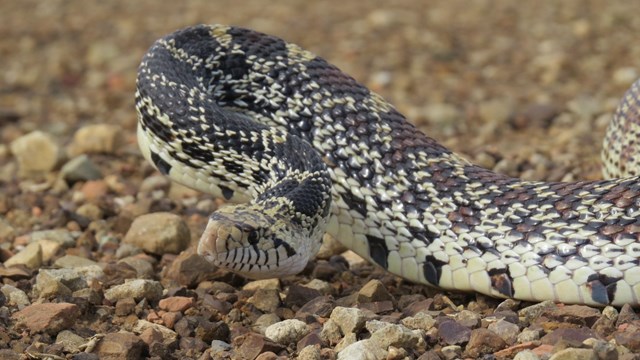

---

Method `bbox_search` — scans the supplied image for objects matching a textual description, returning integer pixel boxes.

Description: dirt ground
[1,1,639,359]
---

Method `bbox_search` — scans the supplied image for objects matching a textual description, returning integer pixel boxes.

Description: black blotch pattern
[423,255,447,286]
[488,268,514,298]
[274,237,296,257]
[223,159,246,176]
[341,191,368,218]
[219,185,234,200]
[366,235,388,269]
[150,151,172,175]
[586,273,609,304]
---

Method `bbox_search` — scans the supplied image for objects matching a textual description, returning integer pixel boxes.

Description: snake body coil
[136,24,640,306]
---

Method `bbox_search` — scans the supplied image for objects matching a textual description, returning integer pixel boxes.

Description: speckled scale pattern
[136,24,640,306]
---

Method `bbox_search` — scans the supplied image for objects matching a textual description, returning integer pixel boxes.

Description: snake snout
[196,209,310,279]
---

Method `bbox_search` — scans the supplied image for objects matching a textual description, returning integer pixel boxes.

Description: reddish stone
[12,303,79,334]
[158,296,195,313]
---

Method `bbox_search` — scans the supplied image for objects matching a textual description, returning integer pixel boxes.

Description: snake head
[197,203,318,279]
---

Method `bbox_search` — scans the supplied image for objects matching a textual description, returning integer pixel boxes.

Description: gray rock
[253,313,281,335]
[56,330,86,353]
[117,256,155,278]
[487,319,520,345]
[60,155,102,183]
[53,254,98,268]
[423,103,460,129]
[357,279,394,303]
[401,312,436,331]
[583,338,617,360]
[337,339,387,360]
[478,98,514,124]
[29,229,76,248]
[517,328,543,343]
[75,203,103,221]
[548,348,598,360]
[0,284,30,307]
[35,267,103,295]
[438,319,471,345]
[210,339,232,352]
[335,332,357,353]
[441,345,462,360]
[613,67,638,86]
[330,306,369,334]
[242,278,281,291]
[10,130,59,177]
[68,123,123,156]
[303,279,333,295]
[364,319,390,334]
[518,300,556,324]
[298,345,322,360]
[369,322,421,349]
[464,328,507,358]
[247,289,281,313]
[513,350,540,360]
[319,318,342,345]
[0,217,15,239]
[264,319,310,344]
[35,276,72,299]
[104,279,163,302]
[132,319,178,345]
[123,212,190,255]
[455,309,481,328]
[115,243,142,259]
[3,242,42,269]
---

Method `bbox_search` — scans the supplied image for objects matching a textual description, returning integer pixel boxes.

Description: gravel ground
[1,1,640,359]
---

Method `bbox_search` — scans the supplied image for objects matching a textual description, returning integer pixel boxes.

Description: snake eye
[247,230,259,244]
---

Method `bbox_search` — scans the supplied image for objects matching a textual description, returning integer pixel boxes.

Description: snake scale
[136,24,640,306]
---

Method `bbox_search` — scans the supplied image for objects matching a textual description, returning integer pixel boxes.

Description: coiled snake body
[136,24,640,306]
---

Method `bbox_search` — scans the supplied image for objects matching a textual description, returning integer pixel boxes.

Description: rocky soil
[1,1,639,359]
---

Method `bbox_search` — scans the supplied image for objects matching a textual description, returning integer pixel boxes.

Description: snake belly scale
[136,24,640,306]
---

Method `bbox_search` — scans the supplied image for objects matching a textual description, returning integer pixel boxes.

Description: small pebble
[53,254,98,268]
[548,348,598,360]
[93,331,146,360]
[298,345,322,360]
[242,278,281,291]
[264,319,310,344]
[123,212,190,255]
[68,123,123,155]
[248,289,281,313]
[330,306,369,334]
[59,154,102,183]
[337,340,387,360]
[104,279,163,302]
[369,323,421,349]
[3,242,42,269]
[12,303,79,334]
[487,318,520,345]
[440,345,462,360]
[401,312,436,331]
[10,131,59,177]
[56,330,86,353]
[513,350,540,360]
[158,296,195,313]
[357,279,394,303]
[0,285,30,307]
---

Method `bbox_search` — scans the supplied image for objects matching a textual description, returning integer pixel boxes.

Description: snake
[135,24,640,306]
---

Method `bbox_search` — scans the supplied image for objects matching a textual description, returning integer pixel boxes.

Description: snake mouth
[196,214,308,279]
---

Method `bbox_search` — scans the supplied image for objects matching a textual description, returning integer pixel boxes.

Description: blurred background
[1,0,639,180]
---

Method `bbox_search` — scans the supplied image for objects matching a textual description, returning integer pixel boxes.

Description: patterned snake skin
[136,24,640,306]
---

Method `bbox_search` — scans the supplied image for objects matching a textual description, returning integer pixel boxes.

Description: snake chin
[196,203,314,279]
